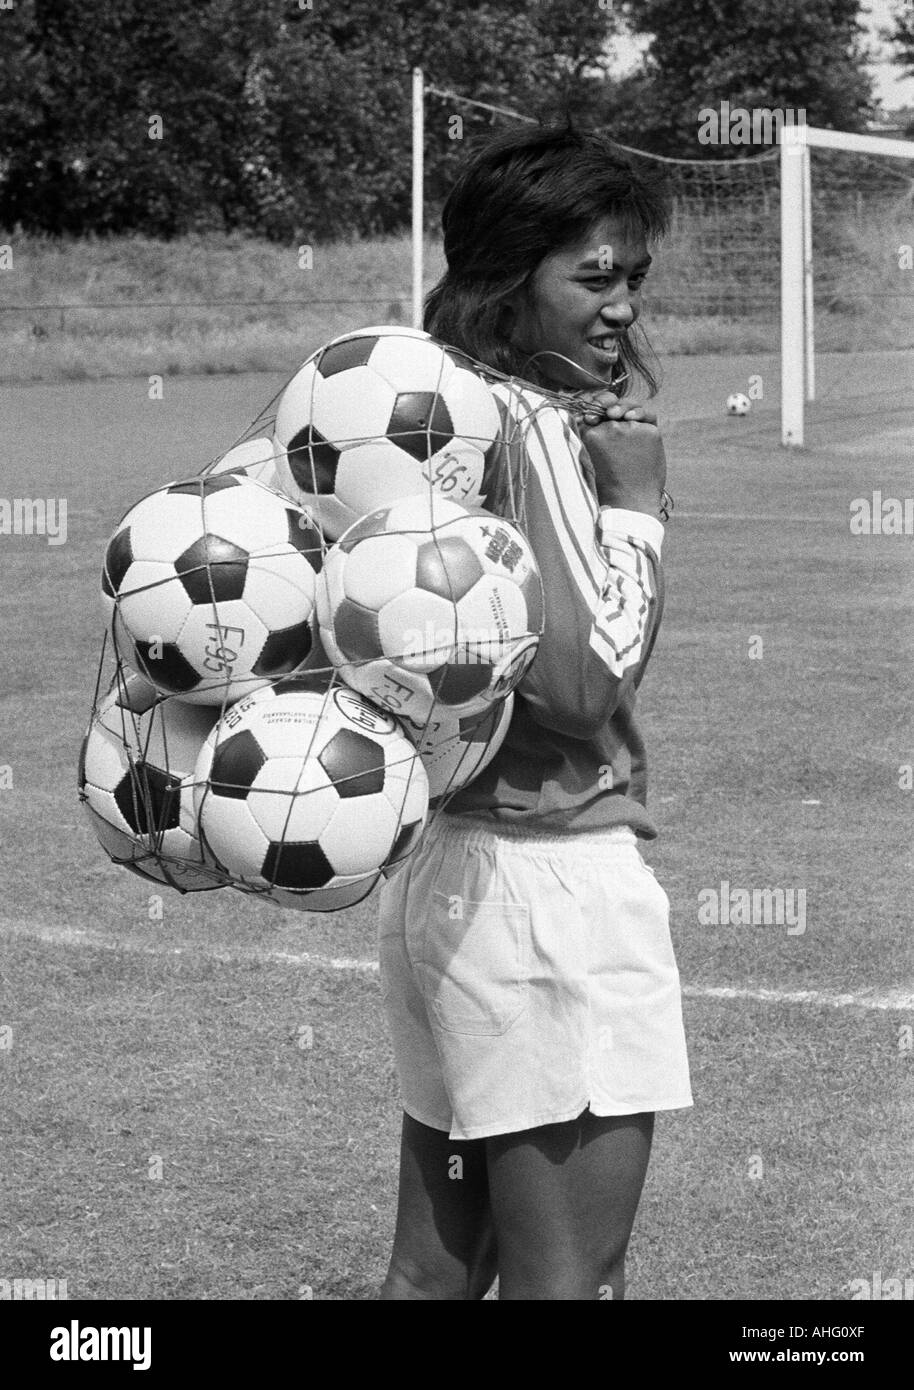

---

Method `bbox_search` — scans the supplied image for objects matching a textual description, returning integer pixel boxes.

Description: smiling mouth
[587,335,621,357]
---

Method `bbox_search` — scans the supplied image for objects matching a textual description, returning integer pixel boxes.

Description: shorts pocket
[633,852,671,911]
[415,891,530,1036]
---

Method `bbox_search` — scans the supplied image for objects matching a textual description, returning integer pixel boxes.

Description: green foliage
[0,0,278,233]
[620,0,875,154]
[0,0,883,236]
[0,0,617,238]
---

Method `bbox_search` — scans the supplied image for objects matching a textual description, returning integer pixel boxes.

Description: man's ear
[495,299,516,338]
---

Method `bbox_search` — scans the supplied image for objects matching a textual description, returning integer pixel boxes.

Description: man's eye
[580,274,648,291]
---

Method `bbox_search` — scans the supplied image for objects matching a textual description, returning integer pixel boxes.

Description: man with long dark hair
[378,124,692,1301]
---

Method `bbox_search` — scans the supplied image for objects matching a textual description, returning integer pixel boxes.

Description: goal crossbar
[784,124,914,159]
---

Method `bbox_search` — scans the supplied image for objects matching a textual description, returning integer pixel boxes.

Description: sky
[610,0,914,111]
[865,0,914,106]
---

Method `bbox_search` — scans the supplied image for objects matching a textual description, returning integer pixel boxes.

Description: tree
[262,0,621,235]
[884,1,914,78]
[0,0,282,233]
[0,0,621,237]
[621,0,875,154]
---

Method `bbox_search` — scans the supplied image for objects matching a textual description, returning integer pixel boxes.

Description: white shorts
[378,813,693,1141]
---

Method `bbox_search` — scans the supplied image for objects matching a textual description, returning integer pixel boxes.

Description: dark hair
[424,124,669,396]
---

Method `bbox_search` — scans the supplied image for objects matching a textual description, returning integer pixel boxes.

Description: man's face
[507,215,652,386]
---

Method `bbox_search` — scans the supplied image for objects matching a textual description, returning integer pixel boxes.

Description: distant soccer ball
[101,474,321,706]
[402,694,513,807]
[208,437,279,489]
[726,392,751,416]
[79,671,223,891]
[273,325,503,538]
[317,493,543,725]
[194,677,429,911]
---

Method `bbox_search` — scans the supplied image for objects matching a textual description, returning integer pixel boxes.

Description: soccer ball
[273,325,504,538]
[208,437,279,489]
[101,474,321,706]
[317,493,543,725]
[194,676,429,911]
[79,671,223,892]
[403,694,513,807]
[726,392,751,416]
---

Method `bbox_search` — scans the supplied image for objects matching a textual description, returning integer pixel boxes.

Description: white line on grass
[3,919,912,1011]
[683,983,914,1012]
[675,512,828,523]
[0,920,381,975]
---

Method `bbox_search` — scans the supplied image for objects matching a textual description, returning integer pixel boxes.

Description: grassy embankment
[1,206,911,382]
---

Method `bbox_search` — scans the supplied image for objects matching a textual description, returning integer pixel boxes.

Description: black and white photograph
[1,0,912,1346]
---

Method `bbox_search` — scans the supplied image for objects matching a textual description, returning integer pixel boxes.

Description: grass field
[1,349,913,1300]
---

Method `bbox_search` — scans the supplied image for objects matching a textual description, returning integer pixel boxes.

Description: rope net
[81,329,654,911]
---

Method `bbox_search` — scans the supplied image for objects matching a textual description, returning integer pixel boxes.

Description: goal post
[780,123,914,447]
[780,129,808,446]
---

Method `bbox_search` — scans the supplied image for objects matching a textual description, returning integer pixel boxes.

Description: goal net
[413,73,914,447]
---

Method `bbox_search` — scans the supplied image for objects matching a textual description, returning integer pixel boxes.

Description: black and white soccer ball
[726,392,751,416]
[207,436,280,489]
[318,493,543,726]
[402,694,514,808]
[101,474,321,706]
[79,671,223,892]
[194,677,429,911]
[273,326,503,538]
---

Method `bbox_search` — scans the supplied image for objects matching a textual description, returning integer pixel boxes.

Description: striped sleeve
[493,383,665,740]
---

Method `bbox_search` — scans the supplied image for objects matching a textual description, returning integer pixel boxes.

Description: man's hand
[580,409,668,519]
[576,389,658,428]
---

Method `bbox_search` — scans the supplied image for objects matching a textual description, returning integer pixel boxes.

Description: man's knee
[499,1250,627,1301]
[381,1254,474,1301]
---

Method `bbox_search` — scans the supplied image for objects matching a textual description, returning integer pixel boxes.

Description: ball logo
[365,670,416,713]
[492,637,537,699]
[484,586,510,642]
[333,686,395,734]
[203,622,245,674]
[222,694,257,728]
[479,523,524,572]
[422,453,475,499]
